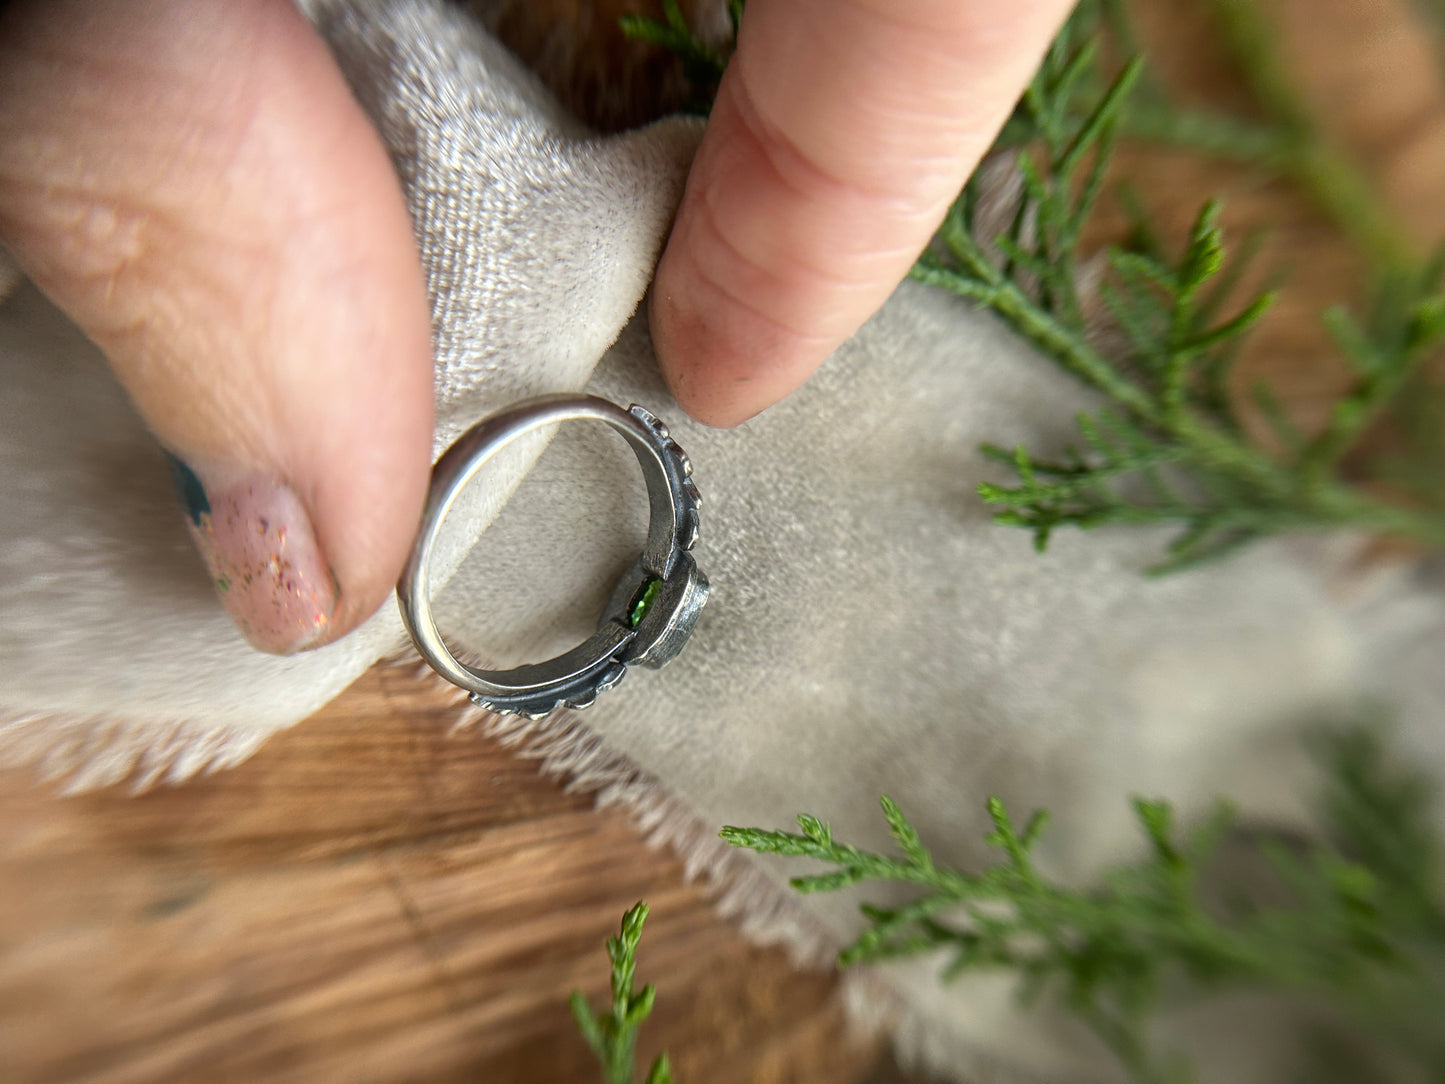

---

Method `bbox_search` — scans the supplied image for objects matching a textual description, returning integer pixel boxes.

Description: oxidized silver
[397,394,708,718]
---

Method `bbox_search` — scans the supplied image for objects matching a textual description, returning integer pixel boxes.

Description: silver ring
[397,394,708,719]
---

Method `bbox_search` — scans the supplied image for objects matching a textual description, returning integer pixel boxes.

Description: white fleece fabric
[1,2,1442,1080]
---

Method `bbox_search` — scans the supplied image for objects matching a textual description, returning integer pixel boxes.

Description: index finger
[649,0,1074,427]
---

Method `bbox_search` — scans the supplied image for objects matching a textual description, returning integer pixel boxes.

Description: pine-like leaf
[570,903,674,1084]
[723,729,1445,1082]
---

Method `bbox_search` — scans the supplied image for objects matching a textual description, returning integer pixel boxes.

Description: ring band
[397,394,709,718]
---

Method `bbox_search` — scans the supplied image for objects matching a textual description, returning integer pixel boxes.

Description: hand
[0,0,1067,655]
[0,0,435,655]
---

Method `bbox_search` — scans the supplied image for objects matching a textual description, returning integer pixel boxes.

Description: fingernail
[164,452,338,654]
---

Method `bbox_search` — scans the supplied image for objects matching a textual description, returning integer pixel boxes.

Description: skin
[652,0,1075,425]
[0,0,1071,653]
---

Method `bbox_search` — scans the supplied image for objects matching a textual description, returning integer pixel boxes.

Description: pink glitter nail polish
[173,465,338,654]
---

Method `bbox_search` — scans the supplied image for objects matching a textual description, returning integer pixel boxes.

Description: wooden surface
[3,2,1444,1082]
[0,668,881,1083]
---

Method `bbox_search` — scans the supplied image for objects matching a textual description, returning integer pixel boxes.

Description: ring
[397,394,709,719]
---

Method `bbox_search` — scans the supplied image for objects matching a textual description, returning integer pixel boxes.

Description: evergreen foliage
[915,8,1445,571]
[570,902,674,1084]
[619,0,738,112]
[722,728,1445,1083]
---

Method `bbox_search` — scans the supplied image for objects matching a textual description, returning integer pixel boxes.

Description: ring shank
[397,395,695,706]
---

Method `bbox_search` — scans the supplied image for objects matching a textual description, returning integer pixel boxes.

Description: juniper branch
[914,11,1445,572]
[722,728,1445,1083]
[570,902,674,1084]
[619,0,735,113]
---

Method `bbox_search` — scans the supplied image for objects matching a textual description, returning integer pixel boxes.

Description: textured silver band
[397,394,708,718]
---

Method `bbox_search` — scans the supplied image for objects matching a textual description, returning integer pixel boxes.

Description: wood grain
[3,2,1443,1082]
[0,667,880,1083]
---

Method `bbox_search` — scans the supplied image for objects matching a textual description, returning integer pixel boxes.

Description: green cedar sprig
[570,902,674,1084]
[619,0,740,112]
[913,14,1445,572]
[721,729,1445,1083]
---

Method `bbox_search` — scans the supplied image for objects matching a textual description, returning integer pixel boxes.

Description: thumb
[0,0,434,653]
[650,0,1073,427]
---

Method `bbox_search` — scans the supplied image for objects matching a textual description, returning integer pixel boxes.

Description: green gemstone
[627,578,663,628]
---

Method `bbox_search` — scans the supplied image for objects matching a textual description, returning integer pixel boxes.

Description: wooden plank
[0,667,880,1083]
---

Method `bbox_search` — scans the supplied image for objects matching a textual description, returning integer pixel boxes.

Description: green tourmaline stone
[628,578,662,628]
